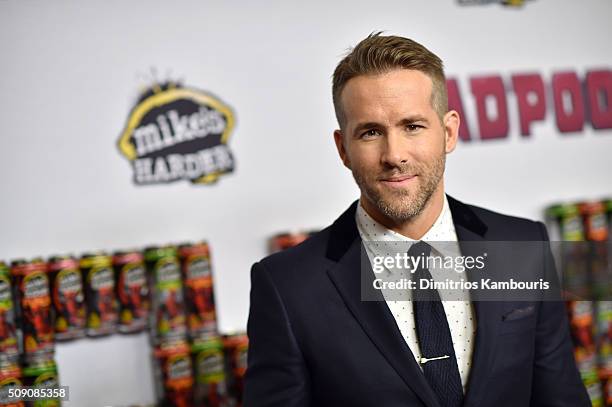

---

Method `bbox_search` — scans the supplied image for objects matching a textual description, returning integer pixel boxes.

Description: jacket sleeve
[529,222,590,406]
[243,261,310,407]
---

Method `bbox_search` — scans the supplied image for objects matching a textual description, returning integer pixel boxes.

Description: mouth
[379,174,417,188]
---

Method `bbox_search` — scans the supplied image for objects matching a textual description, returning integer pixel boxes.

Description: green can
[144,246,187,344]
[192,337,229,407]
[546,203,585,241]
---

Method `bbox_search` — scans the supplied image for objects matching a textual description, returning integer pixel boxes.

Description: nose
[380,130,408,168]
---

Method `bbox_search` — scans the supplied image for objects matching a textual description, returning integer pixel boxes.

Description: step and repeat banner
[1,0,611,405]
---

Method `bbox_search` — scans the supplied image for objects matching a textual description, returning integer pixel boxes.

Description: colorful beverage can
[580,202,609,242]
[48,256,85,341]
[0,364,24,407]
[606,200,612,234]
[21,360,60,407]
[0,262,19,365]
[10,260,53,361]
[80,253,117,337]
[192,337,229,407]
[153,340,194,407]
[222,334,248,406]
[113,251,150,334]
[546,204,590,299]
[178,243,217,343]
[268,231,315,253]
[578,202,609,294]
[145,246,186,344]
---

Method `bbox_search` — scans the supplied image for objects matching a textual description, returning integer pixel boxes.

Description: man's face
[334,69,458,224]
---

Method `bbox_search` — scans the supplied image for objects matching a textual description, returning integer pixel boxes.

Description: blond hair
[332,32,448,129]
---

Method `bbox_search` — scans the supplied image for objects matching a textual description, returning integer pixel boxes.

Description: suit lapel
[325,201,441,407]
[448,196,502,407]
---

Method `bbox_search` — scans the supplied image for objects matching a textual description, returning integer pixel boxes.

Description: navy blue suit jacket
[244,196,589,406]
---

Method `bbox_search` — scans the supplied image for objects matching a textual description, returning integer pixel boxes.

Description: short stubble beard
[352,153,446,224]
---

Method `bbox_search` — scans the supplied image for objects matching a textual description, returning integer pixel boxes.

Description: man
[244,33,589,406]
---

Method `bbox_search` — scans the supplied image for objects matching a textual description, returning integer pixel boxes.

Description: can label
[85,265,117,336]
[0,368,24,407]
[51,263,85,341]
[0,273,18,359]
[195,351,225,383]
[116,261,149,333]
[183,255,217,342]
[19,271,53,355]
[168,355,191,383]
[153,258,186,341]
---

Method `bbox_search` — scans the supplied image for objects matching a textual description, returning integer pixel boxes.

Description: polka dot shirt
[356,195,476,393]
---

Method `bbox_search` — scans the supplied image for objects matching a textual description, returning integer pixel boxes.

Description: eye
[406,124,424,132]
[360,129,381,139]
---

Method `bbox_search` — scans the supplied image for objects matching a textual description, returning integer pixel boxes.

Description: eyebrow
[352,115,430,136]
[352,122,380,136]
[398,115,430,126]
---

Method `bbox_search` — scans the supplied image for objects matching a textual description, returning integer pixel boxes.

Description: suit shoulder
[256,226,332,276]
[461,201,546,240]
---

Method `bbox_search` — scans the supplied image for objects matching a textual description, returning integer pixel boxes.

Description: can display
[113,251,150,334]
[0,364,24,407]
[547,203,603,406]
[192,337,229,407]
[48,257,85,341]
[80,253,117,337]
[145,246,187,344]
[0,262,19,364]
[154,341,194,407]
[178,243,217,343]
[10,260,53,361]
[580,201,612,406]
[222,334,248,406]
[605,199,612,406]
[21,360,60,407]
[268,231,316,253]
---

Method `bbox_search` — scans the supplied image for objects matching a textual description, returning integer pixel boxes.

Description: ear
[333,129,351,169]
[443,110,460,154]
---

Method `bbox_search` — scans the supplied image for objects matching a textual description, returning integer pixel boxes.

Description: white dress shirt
[356,195,476,392]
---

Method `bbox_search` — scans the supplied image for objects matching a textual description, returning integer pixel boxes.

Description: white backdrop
[1,0,611,405]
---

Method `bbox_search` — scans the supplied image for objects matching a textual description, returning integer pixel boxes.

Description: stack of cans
[546,200,612,406]
[146,241,239,407]
[580,202,612,406]
[0,239,248,407]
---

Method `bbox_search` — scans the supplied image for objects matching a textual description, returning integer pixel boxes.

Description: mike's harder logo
[118,82,236,185]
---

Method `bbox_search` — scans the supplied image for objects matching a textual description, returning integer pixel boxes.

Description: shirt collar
[356,195,459,256]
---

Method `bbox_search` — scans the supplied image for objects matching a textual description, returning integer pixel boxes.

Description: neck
[361,184,445,240]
